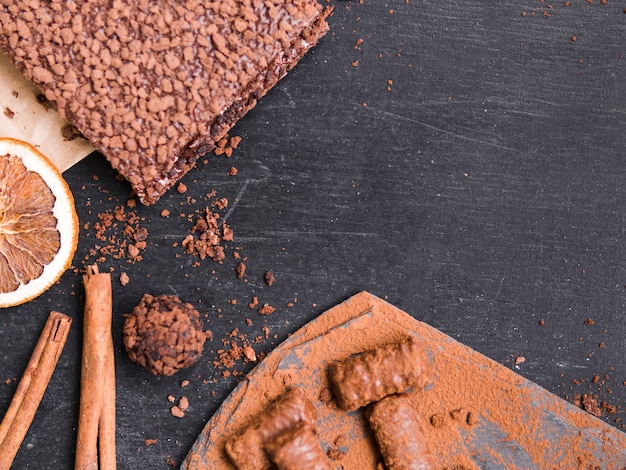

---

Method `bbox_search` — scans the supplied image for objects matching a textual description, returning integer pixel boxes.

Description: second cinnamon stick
[75,264,116,470]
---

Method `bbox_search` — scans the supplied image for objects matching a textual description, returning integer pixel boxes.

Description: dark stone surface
[1,1,624,468]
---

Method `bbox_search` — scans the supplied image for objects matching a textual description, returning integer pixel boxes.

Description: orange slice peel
[0,137,78,308]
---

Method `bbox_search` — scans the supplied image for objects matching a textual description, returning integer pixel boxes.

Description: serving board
[181,291,626,469]
[0,52,93,172]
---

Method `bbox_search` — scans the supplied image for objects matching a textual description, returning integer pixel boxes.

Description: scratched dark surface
[1,1,625,468]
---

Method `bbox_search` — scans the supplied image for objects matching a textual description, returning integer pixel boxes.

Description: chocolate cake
[328,336,434,411]
[0,0,331,204]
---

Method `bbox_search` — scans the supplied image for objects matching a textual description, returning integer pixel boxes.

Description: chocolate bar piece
[264,421,333,470]
[225,388,317,470]
[366,394,435,470]
[0,1,331,204]
[328,337,434,411]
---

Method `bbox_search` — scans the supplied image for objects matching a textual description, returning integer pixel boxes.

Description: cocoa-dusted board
[182,291,626,469]
[0,52,93,172]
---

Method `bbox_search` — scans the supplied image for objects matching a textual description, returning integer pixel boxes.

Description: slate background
[1,1,625,468]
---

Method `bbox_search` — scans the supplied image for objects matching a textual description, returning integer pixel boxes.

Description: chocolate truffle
[123,293,206,376]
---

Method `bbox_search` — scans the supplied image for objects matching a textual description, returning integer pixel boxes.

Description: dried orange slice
[0,138,78,308]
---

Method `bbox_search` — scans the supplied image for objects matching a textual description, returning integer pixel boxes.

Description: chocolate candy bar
[366,394,435,470]
[328,336,434,411]
[264,421,333,470]
[225,388,317,470]
[0,1,331,204]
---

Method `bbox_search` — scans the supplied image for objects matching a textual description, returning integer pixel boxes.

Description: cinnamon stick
[75,264,116,470]
[0,311,72,470]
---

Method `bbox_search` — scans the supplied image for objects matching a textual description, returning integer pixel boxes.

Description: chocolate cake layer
[0,0,330,204]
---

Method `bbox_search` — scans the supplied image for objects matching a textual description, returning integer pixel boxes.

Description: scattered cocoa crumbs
[581,393,602,417]
[181,380,190,388]
[82,203,148,265]
[177,183,187,194]
[236,262,246,279]
[228,167,238,176]
[119,272,130,286]
[213,135,242,157]
[160,209,170,217]
[584,318,595,325]
[144,439,158,446]
[264,271,275,286]
[3,107,14,118]
[61,124,83,141]
[181,208,229,263]
[249,296,259,309]
[258,304,275,315]
[213,197,228,210]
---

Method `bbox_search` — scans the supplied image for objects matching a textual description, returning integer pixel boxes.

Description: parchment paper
[0,52,94,173]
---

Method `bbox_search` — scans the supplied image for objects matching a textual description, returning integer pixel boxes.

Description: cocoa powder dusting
[181,293,626,469]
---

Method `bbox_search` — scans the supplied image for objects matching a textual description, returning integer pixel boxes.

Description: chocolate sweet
[328,336,434,411]
[225,388,317,470]
[366,394,436,470]
[123,294,206,376]
[0,1,331,204]
[264,422,333,470]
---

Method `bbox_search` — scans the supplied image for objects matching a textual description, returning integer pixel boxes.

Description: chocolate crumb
[179,396,189,412]
[61,124,83,141]
[249,296,259,309]
[3,107,14,119]
[264,271,275,286]
[581,393,602,417]
[182,208,229,263]
[236,262,246,279]
[119,272,130,286]
[258,304,275,315]
[171,405,185,419]
[243,346,257,362]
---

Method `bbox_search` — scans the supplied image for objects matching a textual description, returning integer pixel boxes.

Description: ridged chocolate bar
[0,0,330,204]
[225,388,318,470]
[367,394,435,470]
[328,336,434,411]
[264,422,332,470]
